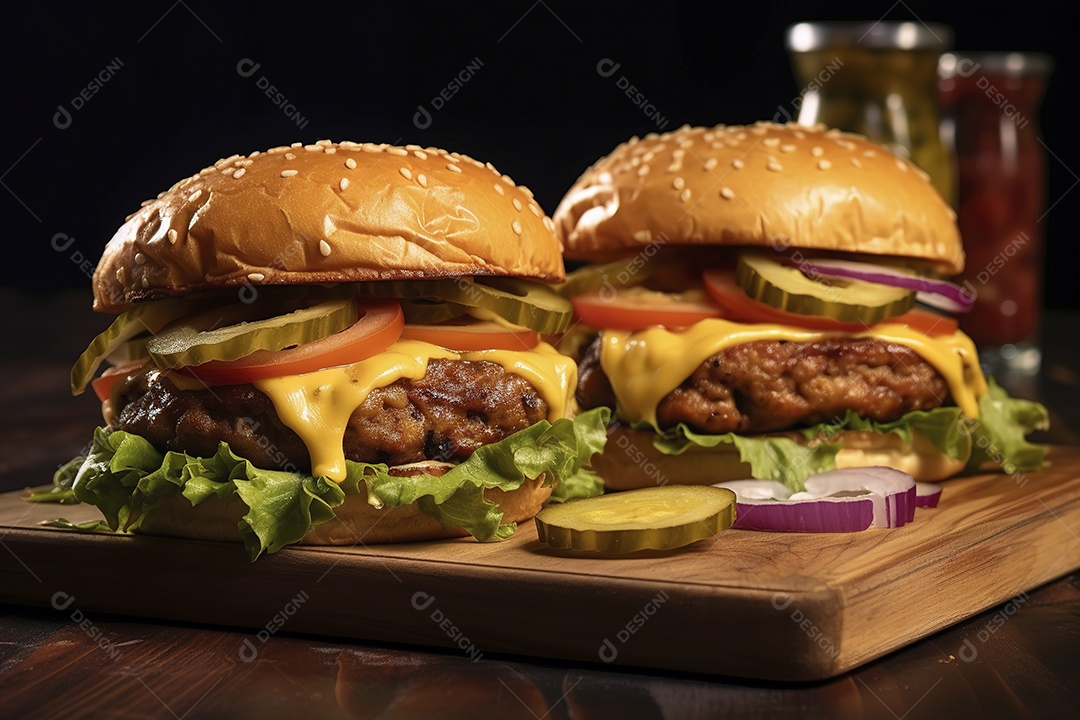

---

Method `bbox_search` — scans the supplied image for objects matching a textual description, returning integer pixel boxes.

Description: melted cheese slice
[253,340,577,483]
[599,319,988,429]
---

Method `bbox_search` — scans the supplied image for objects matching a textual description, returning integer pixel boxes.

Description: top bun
[94,141,564,312]
[554,122,964,275]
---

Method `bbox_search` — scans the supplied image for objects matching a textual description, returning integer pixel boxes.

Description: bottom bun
[593,426,966,491]
[137,475,552,545]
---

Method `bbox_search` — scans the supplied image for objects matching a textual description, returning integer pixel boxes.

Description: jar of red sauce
[938,52,1052,370]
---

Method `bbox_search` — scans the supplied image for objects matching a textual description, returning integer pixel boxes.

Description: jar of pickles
[938,52,1052,372]
[784,21,955,203]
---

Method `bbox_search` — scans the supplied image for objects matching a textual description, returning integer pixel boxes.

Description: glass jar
[938,52,1052,372]
[785,21,955,204]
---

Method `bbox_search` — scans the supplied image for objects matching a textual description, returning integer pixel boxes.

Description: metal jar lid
[939,52,1054,78]
[786,21,953,52]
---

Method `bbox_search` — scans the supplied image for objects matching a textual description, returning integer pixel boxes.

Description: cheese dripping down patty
[598,319,988,430]
[252,340,578,483]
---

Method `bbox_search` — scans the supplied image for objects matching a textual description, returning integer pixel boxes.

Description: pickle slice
[399,299,468,325]
[71,297,213,395]
[737,254,915,324]
[358,278,573,334]
[534,486,736,553]
[147,298,358,368]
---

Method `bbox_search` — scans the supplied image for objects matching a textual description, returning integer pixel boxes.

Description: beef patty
[576,335,949,434]
[112,360,548,472]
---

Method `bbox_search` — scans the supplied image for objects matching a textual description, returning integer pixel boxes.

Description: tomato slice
[91,360,148,403]
[570,287,724,331]
[703,269,959,336]
[180,298,404,384]
[400,320,539,351]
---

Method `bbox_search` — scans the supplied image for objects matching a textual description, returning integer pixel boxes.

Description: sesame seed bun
[94,141,563,313]
[554,122,963,275]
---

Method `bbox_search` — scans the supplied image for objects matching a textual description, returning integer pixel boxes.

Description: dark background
[3,1,1077,310]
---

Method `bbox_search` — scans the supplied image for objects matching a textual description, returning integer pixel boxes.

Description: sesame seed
[405,144,421,151]
[281,169,298,177]
[115,267,125,284]
[896,159,909,172]
[916,167,930,182]
[345,157,357,170]
[750,126,767,136]
[863,150,877,158]
[501,174,514,186]
[324,148,337,155]
[673,177,685,190]
[233,168,246,179]
[285,153,296,160]
[679,188,691,202]
[720,187,735,199]
[413,150,427,160]
[167,229,178,244]
[817,160,832,170]
[638,164,650,176]
[248,272,265,282]
[317,139,333,147]
[704,158,718,170]
[512,198,522,211]
[767,158,783,172]
[511,220,522,235]
[134,252,146,265]
[188,189,203,202]
[387,147,408,156]
[494,184,505,196]
[447,163,462,173]
[763,137,780,148]
[542,216,555,232]
[850,158,862,168]
[222,167,236,176]
[141,277,149,289]
[811,146,824,157]
[947,207,957,220]
[446,155,461,163]
[417,173,428,187]
[319,240,332,257]
[291,142,303,148]
[780,144,796,153]
[241,159,254,167]
[399,167,412,180]
[732,159,745,169]
[305,144,323,152]
[340,177,350,191]
[793,131,806,139]
[529,204,542,217]
[519,186,534,199]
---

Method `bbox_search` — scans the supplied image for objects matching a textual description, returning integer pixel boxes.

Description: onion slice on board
[915,482,944,508]
[798,259,975,314]
[715,467,918,533]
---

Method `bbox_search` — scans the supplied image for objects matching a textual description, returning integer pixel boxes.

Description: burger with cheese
[38,140,608,558]
[553,122,1047,491]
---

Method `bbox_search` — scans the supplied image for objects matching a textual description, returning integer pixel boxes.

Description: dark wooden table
[2,288,1079,719]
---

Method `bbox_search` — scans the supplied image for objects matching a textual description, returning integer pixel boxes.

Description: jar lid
[786,21,953,51]
[939,52,1054,78]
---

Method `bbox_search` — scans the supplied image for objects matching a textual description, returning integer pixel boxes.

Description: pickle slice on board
[534,486,736,553]
[358,278,573,334]
[737,254,915,324]
[147,298,359,368]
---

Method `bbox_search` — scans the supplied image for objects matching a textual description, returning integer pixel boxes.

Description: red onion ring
[799,259,974,314]
[716,467,918,533]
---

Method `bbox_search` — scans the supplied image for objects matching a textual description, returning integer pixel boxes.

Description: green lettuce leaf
[29,407,609,560]
[965,377,1050,474]
[644,380,1046,492]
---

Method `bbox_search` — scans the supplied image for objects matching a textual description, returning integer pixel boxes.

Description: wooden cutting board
[2,446,1079,681]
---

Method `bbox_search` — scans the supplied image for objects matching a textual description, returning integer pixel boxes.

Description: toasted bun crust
[137,476,552,546]
[593,426,966,491]
[554,122,963,275]
[94,141,563,312]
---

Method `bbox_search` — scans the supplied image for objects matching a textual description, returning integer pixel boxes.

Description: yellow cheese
[599,319,987,429]
[254,340,577,482]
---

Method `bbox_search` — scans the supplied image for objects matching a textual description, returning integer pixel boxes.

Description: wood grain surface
[3,446,1078,681]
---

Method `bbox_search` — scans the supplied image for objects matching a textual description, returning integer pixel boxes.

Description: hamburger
[39,140,608,558]
[553,122,1047,491]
